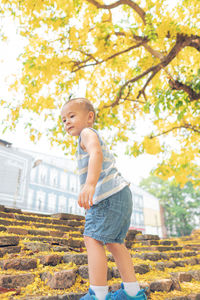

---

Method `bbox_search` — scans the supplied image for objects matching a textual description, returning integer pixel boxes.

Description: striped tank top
[76,128,129,205]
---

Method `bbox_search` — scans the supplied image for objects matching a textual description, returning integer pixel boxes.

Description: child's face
[61,101,93,136]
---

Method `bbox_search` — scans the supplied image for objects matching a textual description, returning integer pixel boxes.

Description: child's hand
[78,183,95,209]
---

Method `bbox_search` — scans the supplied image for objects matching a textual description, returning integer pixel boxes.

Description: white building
[20,149,85,216]
[130,184,164,237]
[0,141,165,237]
[0,140,32,210]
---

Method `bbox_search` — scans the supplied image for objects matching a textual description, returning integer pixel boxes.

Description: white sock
[90,285,108,300]
[123,281,140,297]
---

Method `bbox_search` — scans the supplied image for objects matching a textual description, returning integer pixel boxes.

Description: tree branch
[150,124,200,138]
[136,69,158,99]
[104,64,161,108]
[169,79,200,101]
[125,98,146,104]
[105,33,200,108]
[72,40,147,72]
[86,0,146,24]
[188,36,200,51]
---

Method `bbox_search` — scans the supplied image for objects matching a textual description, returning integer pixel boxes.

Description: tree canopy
[140,175,200,236]
[0,0,200,185]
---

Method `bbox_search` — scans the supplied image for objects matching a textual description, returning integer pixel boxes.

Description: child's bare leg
[106,243,137,282]
[84,236,107,285]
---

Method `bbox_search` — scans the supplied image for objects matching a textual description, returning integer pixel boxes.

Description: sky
[0,10,159,185]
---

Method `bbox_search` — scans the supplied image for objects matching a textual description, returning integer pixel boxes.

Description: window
[36,190,46,211]
[69,174,77,192]
[133,194,143,209]
[38,165,47,184]
[68,197,76,214]
[135,213,139,225]
[58,195,67,212]
[139,195,143,208]
[50,169,58,187]
[30,167,37,182]
[48,193,57,212]
[135,195,140,208]
[76,205,85,216]
[60,172,68,190]
[27,189,34,208]
[130,214,135,227]
[139,213,144,226]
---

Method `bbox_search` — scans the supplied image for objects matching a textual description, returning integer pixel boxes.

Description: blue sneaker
[80,288,98,299]
[80,288,112,300]
[107,283,147,299]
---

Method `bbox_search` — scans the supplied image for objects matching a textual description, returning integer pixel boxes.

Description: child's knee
[106,242,123,252]
[84,235,103,248]
[84,235,92,247]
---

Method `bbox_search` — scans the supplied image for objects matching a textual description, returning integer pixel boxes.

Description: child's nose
[64,121,69,129]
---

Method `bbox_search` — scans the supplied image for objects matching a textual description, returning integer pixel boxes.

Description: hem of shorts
[83,232,124,244]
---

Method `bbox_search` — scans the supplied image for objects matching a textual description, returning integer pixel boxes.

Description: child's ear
[88,111,94,123]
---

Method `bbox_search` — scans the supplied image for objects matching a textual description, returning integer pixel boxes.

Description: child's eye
[70,115,75,118]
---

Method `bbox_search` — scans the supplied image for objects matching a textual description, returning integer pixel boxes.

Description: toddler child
[61,97,147,300]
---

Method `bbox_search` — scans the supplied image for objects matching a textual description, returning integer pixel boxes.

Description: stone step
[0,212,84,227]
[0,218,84,233]
[20,294,86,299]
[0,235,21,257]
[165,294,200,300]
[1,249,199,276]
[0,205,200,299]
[155,257,200,271]
[21,236,85,249]
[0,225,6,232]
[14,214,83,227]
[0,205,85,221]
[0,235,85,256]
[125,229,142,240]
[135,234,160,241]
[0,245,21,257]
[6,227,79,238]
[3,270,198,298]
[0,273,35,289]
[132,250,198,261]
[0,204,52,218]
[160,240,178,246]
[0,257,37,271]
[6,227,83,239]
[22,242,71,253]
[7,227,60,237]
[132,245,183,252]
[185,244,200,251]
[137,240,160,246]
[14,290,200,300]
[69,233,82,238]
[0,236,20,247]
[0,258,199,298]
[51,213,85,221]
[170,270,200,282]
[137,239,179,246]
[0,254,149,276]
[0,205,22,214]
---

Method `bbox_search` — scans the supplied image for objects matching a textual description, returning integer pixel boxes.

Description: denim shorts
[83,185,133,244]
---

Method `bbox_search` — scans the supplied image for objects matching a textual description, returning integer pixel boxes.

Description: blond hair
[63,97,96,122]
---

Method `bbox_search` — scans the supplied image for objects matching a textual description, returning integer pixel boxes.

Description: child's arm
[78,128,103,209]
